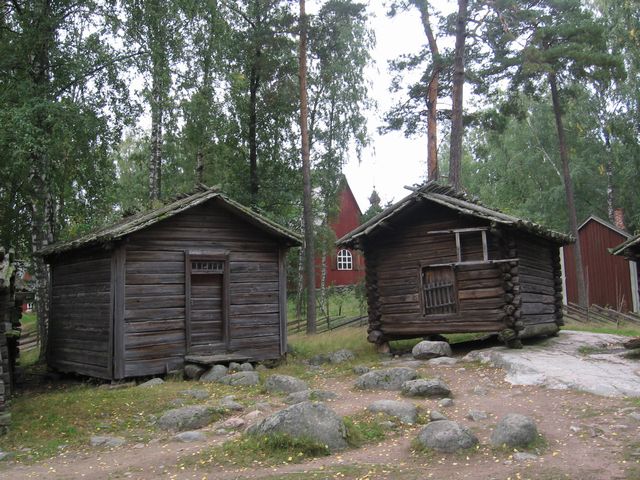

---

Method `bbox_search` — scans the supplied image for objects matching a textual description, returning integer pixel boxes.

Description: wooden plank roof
[337,181,573,248]
[39,186,302,257]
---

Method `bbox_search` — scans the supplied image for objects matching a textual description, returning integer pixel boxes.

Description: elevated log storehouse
[40,188,301,380]
[337,182,573,349]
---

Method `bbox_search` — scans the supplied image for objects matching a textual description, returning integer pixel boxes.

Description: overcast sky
[342,1,434,212]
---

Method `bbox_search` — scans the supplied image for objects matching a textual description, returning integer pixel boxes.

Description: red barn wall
[564,218,633,311]
[315,183,365,288]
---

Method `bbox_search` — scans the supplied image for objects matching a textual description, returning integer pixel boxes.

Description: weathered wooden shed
[562,216,638,312]
[39,187,301,380]
[337,182,572,349]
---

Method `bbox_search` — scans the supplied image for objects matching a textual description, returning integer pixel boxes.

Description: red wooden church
[563,215,639,312]
[315,179,365,288]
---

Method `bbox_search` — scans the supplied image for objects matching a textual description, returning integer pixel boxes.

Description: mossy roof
[337,181,573,248]
[39,186,302,257]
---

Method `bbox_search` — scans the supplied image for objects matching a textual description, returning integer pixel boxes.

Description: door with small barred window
[188,258,225,352]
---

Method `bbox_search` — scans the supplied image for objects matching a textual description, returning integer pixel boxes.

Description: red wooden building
[315,179,365,288]
[562,216,639,312]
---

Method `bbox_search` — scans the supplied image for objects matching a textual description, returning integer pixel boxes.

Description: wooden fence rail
[563,303,640,327]
[288,315,367,335]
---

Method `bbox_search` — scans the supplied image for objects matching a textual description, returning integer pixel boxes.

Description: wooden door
[187,256,228,353]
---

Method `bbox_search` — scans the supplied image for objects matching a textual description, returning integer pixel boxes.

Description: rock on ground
[513,452,539,462]
[200,365,228,383]
[367,400,417,424]
[467,410,489,421]
[412,341,452,360]
[248,401,348,452]
[439,398,454,408]
[402,378,451,398]
[309,354,330,366]
[221,417,245,430]
[174,431,207,442]
[184,364,206,380]
[90,436,125,448]
[329,349,355,364]
[355,368,418,391]
[179,389,209,400]
[264,374,309,394]
[138,378,164,388]
[219,396,244,411]
[228,362,241,372]
[353,365,370,375]
[491,414,538,448]
[239,362,254,372]
[416,420,478,453]
[427,357,458,366]
[284,389,338,405]
[157,406,217,432]
[429,410,448,421]
[218,371,260,387]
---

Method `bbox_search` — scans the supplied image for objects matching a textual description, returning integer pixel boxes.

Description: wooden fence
[563,302,640,327]
[288,315,368,335]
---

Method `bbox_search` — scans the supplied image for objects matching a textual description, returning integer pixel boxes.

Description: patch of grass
[0,379,253,463]
[343,412,389,447]
[288,326,378,363]
[492,434,549,455]
[563,323,640,337]
[187,433,330,469]
[20,312,37,331]
[17,347,40,367]
[577,345,609,355]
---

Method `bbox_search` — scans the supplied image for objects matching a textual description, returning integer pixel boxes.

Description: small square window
[422,266,458,315]
[336,249,353,270]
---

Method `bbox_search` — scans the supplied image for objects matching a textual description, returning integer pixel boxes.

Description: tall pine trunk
[417,1,440,181]
[149,81,163,201]
[299,0,316,334]
[549,72,587,307]
[449,0,467,190]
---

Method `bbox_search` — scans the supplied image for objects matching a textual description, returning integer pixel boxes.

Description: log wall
[49,248,113,379]
[363,204,508,341]
[122,199,283,377]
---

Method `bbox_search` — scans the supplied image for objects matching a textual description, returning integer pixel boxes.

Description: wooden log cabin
[337,182,573,349]
[611,233,640,311]
[39,187,301,379]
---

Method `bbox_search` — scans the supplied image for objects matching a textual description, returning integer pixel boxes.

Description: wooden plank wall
[123,200,282,377]
[366,205,507,338]
[49,249,112,379]
[515,234,560,326]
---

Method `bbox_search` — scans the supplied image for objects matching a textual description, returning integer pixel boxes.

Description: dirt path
[3,343,640,479]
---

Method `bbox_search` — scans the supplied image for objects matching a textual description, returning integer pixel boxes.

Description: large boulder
[402,378,451,398]
[412,341,452,360]
[218,371,260,387]
[367,400,418,424]
[138,378,164,388]
[416,420,479,453]
[490,414,538,448]
[200,365,228,383]
[184,364,206,380]
[355,368,418,391]
[157,406,217,431]
[248,401,348,452]
[284,389,338,405]
[264,374,309,394]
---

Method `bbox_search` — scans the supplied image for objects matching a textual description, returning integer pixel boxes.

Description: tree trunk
[249,50,261,205]
[549,72,587,307]
[449,0,467,190]
[195,149,204,185]
[416,0,440,181]
[299,0,316,334]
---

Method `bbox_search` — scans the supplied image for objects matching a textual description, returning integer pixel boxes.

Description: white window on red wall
[336,249,353,270]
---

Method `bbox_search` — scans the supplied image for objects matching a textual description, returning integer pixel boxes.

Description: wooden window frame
[185,250,230,353]
[419,264,459,317]
[428,227,491,265]
[336,249,353,271]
